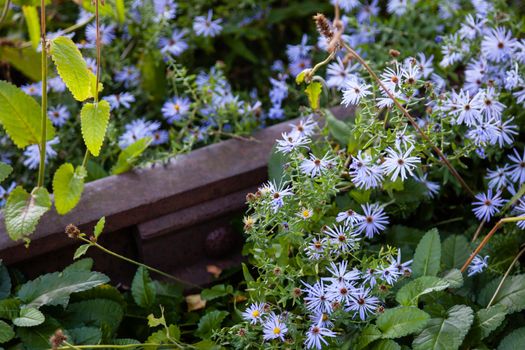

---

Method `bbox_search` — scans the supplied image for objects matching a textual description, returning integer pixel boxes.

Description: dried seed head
[389,49,401,58]
[313,13,333,40]
[238,328,247,337]
[292,287,302,297]
[246,192,256,203]
[50,329,67,350]
[65,224,81,239]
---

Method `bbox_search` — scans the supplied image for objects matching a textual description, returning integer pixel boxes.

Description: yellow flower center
[173,104,180,112]
[302,209,311,218]
[273,327,281,335]
[251,310,260,318]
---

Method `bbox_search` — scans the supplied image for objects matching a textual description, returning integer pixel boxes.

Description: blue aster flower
[104,92,136,110]
[115,66,140,88]
[85,22,116,45]
[159,29,188,57]
[48,105,70,127]
[153,0,177,21]
[467,255,489,277]
[193,10,223,37]
[161,96,191,123]
[118,118,160,149]
[472,189,504,222]
[23,137,59,170]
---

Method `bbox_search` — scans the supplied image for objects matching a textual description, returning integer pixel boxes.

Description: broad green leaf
[65,299,123,334]
[131,266,156,308]
[73,244,91,260]
[376,306,430,339]
[4,186,51,242]
[0,80,55,148]
[115,0,125,23]
[50,36,97,101]
[442,268,464,288]
[201,284,233,301]
[68,326,102,345]
[0,320,14,343]
[13,307,45,327]
[0,46,41,81]
[356,325,382,350]
[396,276,450,306]
[268,145,290,183]
[22,6,40,49]
[413,305,474,350]
[17,317,63,349]
[147,313,166,328]
[0,162,12,183]
[326,111,352,146]
[372,339,401,350]
[145,324,180,349]
[498,326,525,350]
[195,310,228,339]
[80,100,110,157]
[441,235,470,270]
[0,298,21,319]
[52,163,86,215]
[478,274,525,313]
[63,258,94,273]
[412,228,441,278]
[305,81,322,110]
[94,216,105,239]
[0,262,11,299]
[111,137,151,175]
[472,305,507,340]
[17,270,109,309]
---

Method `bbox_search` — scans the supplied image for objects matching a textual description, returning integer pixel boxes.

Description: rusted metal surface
[0,107,352,285]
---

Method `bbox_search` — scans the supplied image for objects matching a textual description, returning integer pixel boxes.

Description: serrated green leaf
[53,163,86,215]
[17,270,109,309]
[22,6,40,49]
[377,306,430,339]
[473,305,507,340]
[94,216,105,239]
[0,162,12,184]
[63,258,94,273]
[441,235,470,270]
[396,276,450,306]
[65,299,123,335]
[0,80,55,148]
[195,310,228,339]
[356,324,382,350]
[478,274,525,313]
[296,69,309,84]
[80,100,110,157]
[412,228,441,278]
[145,324,180,350]
[305,81,322,110]
[111,137,151,175]
[68,326,102,344]
[326,110,352,146]
[201,284,233,301]
[413,305,474,350]
[50,36,97,101]
[16,317,62,349]
[0,298,21,319]
[73,244,91,260]
[0,320,14,343]
[4,186,51,242]
[131,266,156,308]
[147,313,166,328]
[442,269,464,288]
[498,326,525,350]
[372,339,401,350]
[0,262,11,299]
[13,307,45,327]
[0,46,41,81]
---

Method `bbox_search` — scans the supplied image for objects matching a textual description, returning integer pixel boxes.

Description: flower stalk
[37,0,47,188]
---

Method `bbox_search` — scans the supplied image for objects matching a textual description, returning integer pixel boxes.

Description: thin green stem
[0,0,11,25]
[487,244,525,307]
[77,236,201,289]
[37,0,47,188]
[81,150,90,168]
[305,51,336,82]
[94,0,101,102]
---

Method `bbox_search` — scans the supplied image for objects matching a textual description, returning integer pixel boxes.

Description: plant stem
[37,0,47,188]
[55,343,183,350]
[460,216,525,273]
[340,41,475,198]
[20,15,94,49]
[81,150,90,168]
[94,0,101,102]
[77,236,201,289]
[471,219,485,242]
[487,244,525,307]
[0,0,11,25]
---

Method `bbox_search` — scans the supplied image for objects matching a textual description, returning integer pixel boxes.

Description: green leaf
[0,262,11,299]
[0,298,21,319]
[355,325,382,350]
[145,324,181,349]
[22,6,40,49]
[53,163,86,215]
[305,81,322,110]
[441,235,470,270]
[73,244,91,260]
[413,305,474,350]
[65,299,123,334]
[111,137,151,175]
[412,228,441,278]
[4,186,51,242]
[498,326,525,350]
[80,100,110,157]
[68,326,102,345]
[472,305,507,340]
[94,216,105,239]
[139,52,166,102]
[13,307,45,327]
[442,269,464,288]
[115,0,125,23]
[478,274,525,314]
[396,276,450,306]
[0,80,55,148]
[63,258,94,274]
[195,310,228,339]
[17,270,109,309]
[295,69,309,84]
[376,306,430,339]
[372,339,401,350]
[147,313,166,328]
[16,317,62,350]
[0,46,41,81]
[131,266,156,308]
[326,111,352,146]
[201,285,233,301]
[50,36,97,101]
[0,162,12,184]
[0,320,14,343]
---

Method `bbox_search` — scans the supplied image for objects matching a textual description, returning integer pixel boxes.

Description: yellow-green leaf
[80,100,111,157]
[50,36,96,101]
[22,6,40,49]
[111,137,151,175]
[305,81,322,110]
[4,186,51,242]
[0,81,55,148]
[115,0,125,23]
[0,46,41,81]
[94,216,105,239]
[73,244,91,260]
[0,162,13,183]
[52,163,86,215]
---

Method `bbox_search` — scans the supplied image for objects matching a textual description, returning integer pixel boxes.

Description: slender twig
[487,244,525,307]
[471,219,485,242]
[81,150,90,168]
[0,0,11,25]
[37,0,47,188]
[460,216,525,273]
[77,236,202,289]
